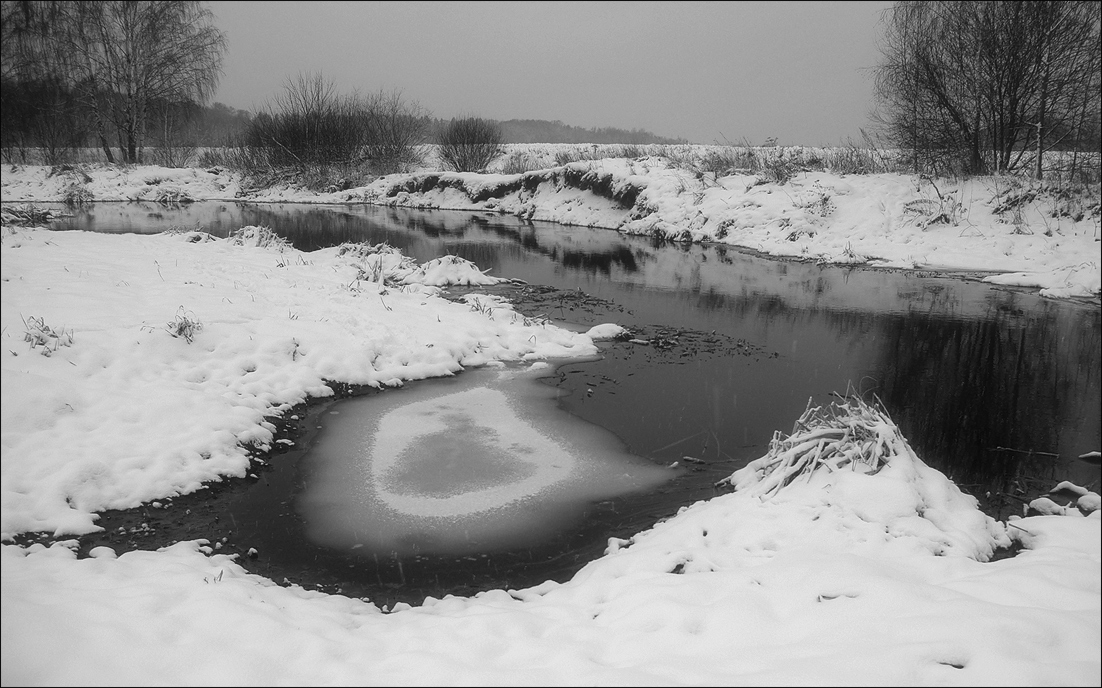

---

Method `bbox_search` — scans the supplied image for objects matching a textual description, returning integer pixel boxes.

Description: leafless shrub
[437,116,505,172]
[360,89,429,174]
[149,144,198,168]
[244,73,366,169]
[239,75,427,184]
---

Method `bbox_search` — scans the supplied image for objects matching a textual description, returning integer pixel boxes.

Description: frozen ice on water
[299,365,672,555]
[371,386,575,517]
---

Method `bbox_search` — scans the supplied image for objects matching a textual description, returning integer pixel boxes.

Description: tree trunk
[970,108,984,174]
[1036,46,1049,180]
[89,95,115,164]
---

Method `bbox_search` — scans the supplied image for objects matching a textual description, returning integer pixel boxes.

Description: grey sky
[206,1,892,145]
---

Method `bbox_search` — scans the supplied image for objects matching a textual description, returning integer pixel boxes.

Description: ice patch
[299,365,673,555]
[371,386,574,517]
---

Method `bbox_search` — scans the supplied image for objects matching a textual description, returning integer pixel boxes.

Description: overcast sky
[206,1,893,146]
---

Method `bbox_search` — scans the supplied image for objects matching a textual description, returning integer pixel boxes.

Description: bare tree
[147,97,201,166]
[873,0,1101,178]
[437,116,505,173]
[2,0,226,164]
[246,72,366,167]
[360,89,429,173]
[245,76,429,176]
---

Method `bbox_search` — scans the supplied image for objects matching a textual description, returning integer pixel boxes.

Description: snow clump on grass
[229,225,292,250]
[21,315,74,356]
[338,241,418,286]
[0,203,65,226]
[726,394,906,497]
[164,307,203,344]
[398,254,508,286]
[722,393,1012,560]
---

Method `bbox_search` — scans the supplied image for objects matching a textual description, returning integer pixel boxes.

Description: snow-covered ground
[2,160,1100,686]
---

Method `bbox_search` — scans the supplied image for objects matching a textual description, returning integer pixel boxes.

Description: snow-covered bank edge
[3,158,1099,301]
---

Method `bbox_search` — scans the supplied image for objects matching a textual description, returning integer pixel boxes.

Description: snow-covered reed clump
[718,394,1011,561]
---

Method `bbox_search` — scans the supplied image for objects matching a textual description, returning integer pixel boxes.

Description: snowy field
[1,159,1100,686]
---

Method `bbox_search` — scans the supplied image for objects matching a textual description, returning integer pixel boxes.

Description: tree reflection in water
[876,297,1100,516]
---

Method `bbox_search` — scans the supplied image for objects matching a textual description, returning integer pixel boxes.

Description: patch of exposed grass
[22,315,74,356]
[165,307,202,343]
[229,226,293,250]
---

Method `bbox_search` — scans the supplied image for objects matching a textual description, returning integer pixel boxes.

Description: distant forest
[2,84,687,163]
[493,119,687,145]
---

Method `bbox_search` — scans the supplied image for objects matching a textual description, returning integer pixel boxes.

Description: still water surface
[46,201,1101,603]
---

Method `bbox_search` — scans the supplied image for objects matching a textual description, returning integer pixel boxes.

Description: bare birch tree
[2,0,226,163]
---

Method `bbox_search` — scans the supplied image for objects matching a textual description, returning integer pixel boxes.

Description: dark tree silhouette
[872,0,1101,178]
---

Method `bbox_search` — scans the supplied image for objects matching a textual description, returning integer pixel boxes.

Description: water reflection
[876,296,1101,499]
[550,245,640,275]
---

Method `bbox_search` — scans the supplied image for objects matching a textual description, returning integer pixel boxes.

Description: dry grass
[229,226,292,250]
[165,307,202,343]
[0,204,67,225]
[22,315,74,356]
[720,393,909,498]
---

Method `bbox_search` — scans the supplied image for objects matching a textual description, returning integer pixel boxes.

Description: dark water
[42,201,1102,605]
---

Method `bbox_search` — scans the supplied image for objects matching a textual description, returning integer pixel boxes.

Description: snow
[586,323,630,340]
[2,157,1100,685]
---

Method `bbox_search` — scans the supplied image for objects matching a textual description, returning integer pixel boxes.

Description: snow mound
[399,254,507,286]
[721,395,1011,561]
[585,323,630,340]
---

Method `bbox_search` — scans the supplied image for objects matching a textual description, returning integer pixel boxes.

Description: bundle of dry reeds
[721,394,908,498]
